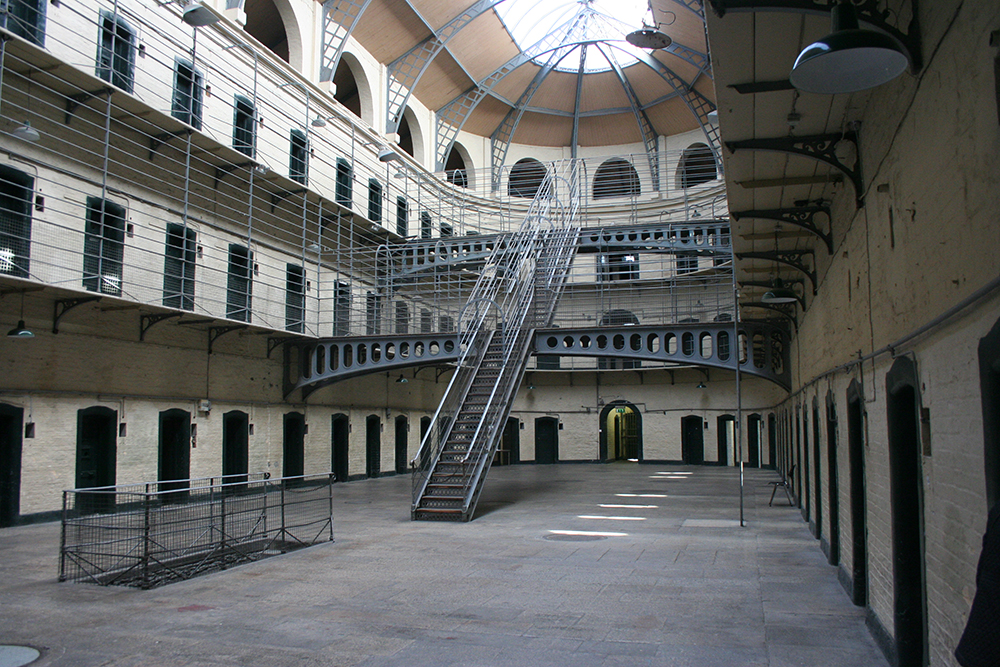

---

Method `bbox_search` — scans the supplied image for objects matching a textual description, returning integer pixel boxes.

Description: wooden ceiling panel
[510,111,574,147]
[446,13,521,83]
[529,72,580,114]
[408,0,465,31]
[461,95,513,136]
[579,71,632,113]
[645,98,700,136]
[577,112,644,146]
[351,0,432,63]
[490,64,545,103]
[412,50,476,109]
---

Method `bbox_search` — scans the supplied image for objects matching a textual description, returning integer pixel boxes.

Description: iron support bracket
[140,312,182,341]
[726,132,863,207]
[736,248,817,294]
[52,297,101,334]
[64,87,113,124]
[267,335,301,359]
[208,325,247,354]
[271,188,307,213]
[731,206,833,254]
[149,130,192,160]
[740,302,798,330]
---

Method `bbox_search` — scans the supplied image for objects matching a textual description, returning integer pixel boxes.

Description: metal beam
[599,43,660,192]
[319,0,374,83]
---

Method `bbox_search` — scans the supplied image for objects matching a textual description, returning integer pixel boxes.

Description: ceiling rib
[319,0,374,83]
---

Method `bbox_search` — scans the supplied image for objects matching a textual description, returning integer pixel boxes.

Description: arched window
[244,0,289,62]
[507,158,547,199]
[593,158,640,200]
[333,59,361,117]
[677,143,717,189]
[445,144,470,189]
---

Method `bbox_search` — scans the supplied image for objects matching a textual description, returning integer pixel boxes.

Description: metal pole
[142,484,152,589]
[731,224,744,527]
[58,491,68,582]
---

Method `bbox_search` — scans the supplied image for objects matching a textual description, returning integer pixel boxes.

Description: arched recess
[243,0,303,72]
[885,356,927,667]
[397,107,424,164]
[445,142,473,190]
[332,52,373,125]
[676,142,717,189]
[508,158,547,199]
[593,158,640,200]
[599,401,643,463]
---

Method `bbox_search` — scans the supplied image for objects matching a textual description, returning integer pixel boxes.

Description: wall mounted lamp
[761,277,799,304]
[7,292,34,339]
[378,148,403,163]
[12,121,39,142]
[790,1,908,94]
[182,2,220,26]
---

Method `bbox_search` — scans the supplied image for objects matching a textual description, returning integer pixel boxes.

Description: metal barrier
[59,473,335,589]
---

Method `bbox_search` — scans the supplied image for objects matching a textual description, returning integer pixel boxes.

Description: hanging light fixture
[311,115,328,128]
[182,2,221,26]
[378,147,403,163]
[395,374,408,384]
[696,381,707,389]
[7,292,34,339]
[12,121,40,142]
[789,1,908,94]
[761,277,799,304]
[626,2,673,50]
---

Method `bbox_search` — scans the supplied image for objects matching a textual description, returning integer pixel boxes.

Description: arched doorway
[680,415,704,465]
[885,357,927,667]
[283,412,305,478]
[76,406,117,512]
[825,393,840,566]
[599,401,642,462]
[717,414,735,466]
[158,409,190,501]
[395,415,408,474]
[366,415,381,478]
[331,413,349,482]
[812,397,822,540]
[747,413,763,468]
[222,410,249,486]
[979,316,1000,507]
[0,403,24,527]
[846,380,868,606]
[535,417,559,464]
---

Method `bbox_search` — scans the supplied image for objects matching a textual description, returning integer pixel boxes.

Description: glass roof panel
[494,0,652,73]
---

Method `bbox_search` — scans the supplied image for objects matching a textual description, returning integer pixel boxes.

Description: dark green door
[158,409,190,502]
[0,404,23,527]
[331,414,349,481]
[535,417,558,464]
[283,412,305,478]
[222,410,249,485]
[681,416,704,465]
[366,415,381,478]
[76,406,117,513]
[395,416,408,474]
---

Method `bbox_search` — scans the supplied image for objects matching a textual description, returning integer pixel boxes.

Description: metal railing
[59,472,335,589]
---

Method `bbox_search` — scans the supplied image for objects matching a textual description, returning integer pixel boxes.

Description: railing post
[58,490,69,582]
[141,484,152,589]
[279,476,287,552]
[219,484,227,569]
[328,472,335,542]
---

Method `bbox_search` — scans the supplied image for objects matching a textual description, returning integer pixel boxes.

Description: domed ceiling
[321,0,718,170]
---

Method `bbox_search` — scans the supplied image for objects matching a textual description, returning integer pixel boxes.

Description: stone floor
[0,463,889,667]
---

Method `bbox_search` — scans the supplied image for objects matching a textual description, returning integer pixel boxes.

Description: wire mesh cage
[59,472,335,589]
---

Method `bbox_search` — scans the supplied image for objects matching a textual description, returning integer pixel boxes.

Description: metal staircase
[411,163,582,521]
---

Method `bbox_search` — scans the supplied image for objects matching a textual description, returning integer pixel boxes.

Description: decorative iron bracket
[736,248,817,294]
[149,130,192,160]
[739,280,806,310]
[731,206,832,253]
[140,312,181,341]
[268,335,301,359]
[64,88,113,124]
[726,132,863,207]
[706,0,922,75]
[52,297,101,334]
[214,162,253,188]
[740,301,798,330]
[208,325,247,354]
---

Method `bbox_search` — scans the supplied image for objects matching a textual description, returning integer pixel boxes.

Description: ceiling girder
[319,0,374,83]
[598,43,660,191]
[726,132,862,207]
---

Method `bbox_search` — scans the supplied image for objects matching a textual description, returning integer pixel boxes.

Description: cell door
[681,416,704,465]
[717,415,734,466]
[847,381,868,606]
[395,416,408,474]
[76,406,117,513]
[748,414,762,468]
[158,409,190,502]
[331,414,350,482]
[535,417,558,464]
[283,412,305,478]
[622,410,640,460]
[0,404,23,527]
[222,410,249,485]
[366,415,381,478]
[500,417,520,465]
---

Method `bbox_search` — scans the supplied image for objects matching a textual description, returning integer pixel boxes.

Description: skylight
[494,0,654,73]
